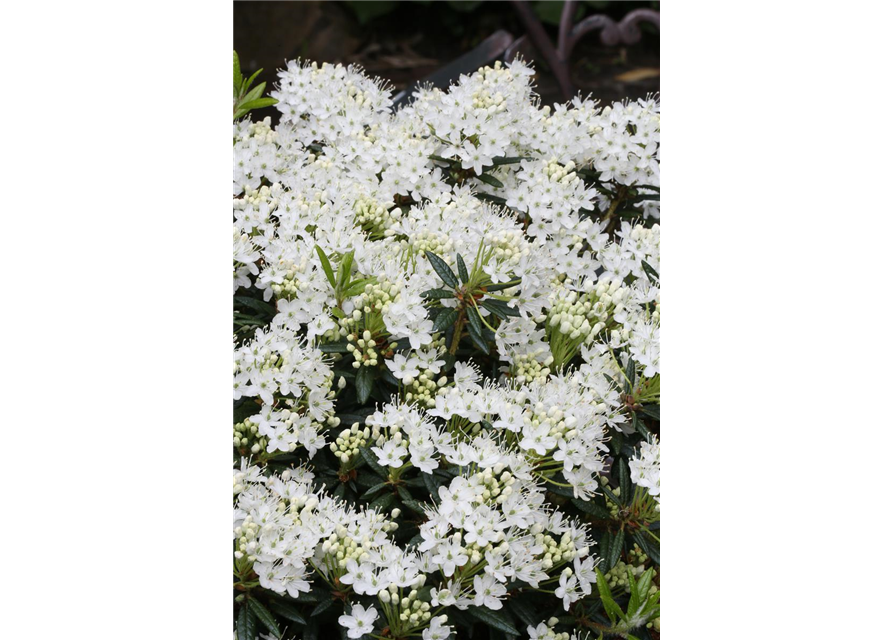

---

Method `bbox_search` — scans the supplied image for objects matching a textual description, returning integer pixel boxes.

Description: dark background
[234,0,659,120]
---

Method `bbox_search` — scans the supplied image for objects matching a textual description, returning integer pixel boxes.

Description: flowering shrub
[234,52,660,640]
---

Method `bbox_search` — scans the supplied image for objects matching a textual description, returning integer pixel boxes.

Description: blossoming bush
[233,52,660,640]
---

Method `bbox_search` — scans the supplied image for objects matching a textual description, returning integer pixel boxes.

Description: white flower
[473,573,507,610]
[338,604,379,639]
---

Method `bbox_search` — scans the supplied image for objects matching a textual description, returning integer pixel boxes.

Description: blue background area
[661,431,893,640]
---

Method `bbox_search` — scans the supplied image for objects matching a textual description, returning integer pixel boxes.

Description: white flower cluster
[418,468,600,613]
[629,435,661,504]
[233,56,660,639]
[232,326,337,457]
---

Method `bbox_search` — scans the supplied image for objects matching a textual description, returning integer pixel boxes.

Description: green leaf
[507,597,539,627]
[603,528,624,570]
[624,357,636,394]
[631,531,660,565]
[433,307,459,332]
[370,491,396,512]
[626,567,642,613]
[425,251,459,288]
[422,288,456,300]
[315,246,337,288]
[595,569,624,624]
[355,366,374,404]
[233,51,242,91]
[466,310,489,353]
[572,497,612,518]
[238,98,278,111]
[466,606,519,635]
[491,156,530,165]
[429,154,457,164]
[601,484,623,507]
[234,296,276,318]
[247,598,280,636]
[343,277,377,298]
[423,471,442,500]
[310,598,334,617]
[631,413,651,438]
[484,280,520,292]
[475,193,508,205]
[482,298,520,317]
[242,83,265,106]
[360,447,388,479]
[641,261,660,285]
[345,0,398,24]
[635,567,655,607]
[266,599,308,625]
[480,300,508,320]
[236,603,257,640]
[456,253,469,283]
[477,173,505,188]
[244,68,263,91]
[362,482,389,499]
[640,404,660,421]
[617,457,631,504]
[338,250,355,288]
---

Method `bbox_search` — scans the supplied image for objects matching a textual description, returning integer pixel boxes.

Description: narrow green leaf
[631,413,651,438]
[631,531,660,565]
[338,250,355,288]
[477,173,505,188]
[310,598,334,617]
[433,307,459,332]
[422,288,455,300]
[234,296,276,318]
[483,279,520,292]
[475,192,507,205]
[233,51,241,90]
[247,598,280,636]
[425,251,459,288]
[343,278,375,298]
[491,156,530,165]
[317,341,349,353]
[236,603,257,640]
[466,311,489,353]
[602,484,623,507]
[238,97,278,111]
[641,260,660,285]
[604,528,624,570]
[595,569,624,624]
[466,606,519,635]
[315,246,337,288]
[483,297,520,317]
[362,482,389,499]
[572,497,612,519]
[507,597,539,627]
[355,366,374,404]
[618,457,631,504]
[370,492,396,512]
[423,472,442,500]
[624,357,636,393]
[627,568,642,613]
[640,404,660,421]
[359,447,388,479]
[267,599,306,622]
[242,83,265,105]
[480,300,508,320]
[245,68,263,90]
[456,254,469,283]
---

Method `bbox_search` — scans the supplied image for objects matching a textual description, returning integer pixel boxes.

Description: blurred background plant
[233,0,659,122]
